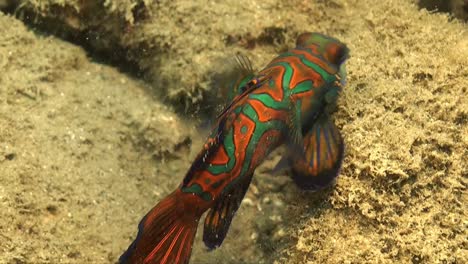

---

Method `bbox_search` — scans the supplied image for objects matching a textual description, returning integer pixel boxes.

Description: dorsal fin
[216,54,256,104]
[234,54,254,78]
[215,75,270,122]
[182,118,227,186]
[208,54,271,128]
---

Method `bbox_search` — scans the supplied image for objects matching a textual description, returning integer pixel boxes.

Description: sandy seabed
[0,0,467,263]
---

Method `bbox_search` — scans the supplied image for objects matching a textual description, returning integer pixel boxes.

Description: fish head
[296,32,349,67]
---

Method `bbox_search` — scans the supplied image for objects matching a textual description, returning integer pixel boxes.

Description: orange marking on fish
[161,226,185,264]
[310,134,319,176]
[291,48,337,75]
[319,131,329,170]
[174,230,188,263]
[231,114,255,178]
[145,224,178,263]
[299,94,314,114]
[249,129,282,171]
[211,146,229,165]
[273,55,326,89]
[249,100,287,123]
[212,211,220,227]
[222,205,228,219]
[258,66,285,101]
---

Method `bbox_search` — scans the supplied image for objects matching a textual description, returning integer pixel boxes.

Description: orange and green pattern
[120,32,349,264]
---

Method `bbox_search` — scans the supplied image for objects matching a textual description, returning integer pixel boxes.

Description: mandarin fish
[229,48,346,190]
[120,32,349,264]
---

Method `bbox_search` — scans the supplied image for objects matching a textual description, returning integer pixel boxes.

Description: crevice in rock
[418,0,468,21]
[0,1,146,79]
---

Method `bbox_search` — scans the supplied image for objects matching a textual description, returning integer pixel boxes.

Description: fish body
[120,32,349,264]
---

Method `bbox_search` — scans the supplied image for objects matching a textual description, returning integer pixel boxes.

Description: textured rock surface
[6,0,467,112]
[0,12,193,263]
[0,0,466,263]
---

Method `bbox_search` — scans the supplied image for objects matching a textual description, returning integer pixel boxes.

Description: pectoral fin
[286,99,306,157]
[272,100,306,176]
[203,173,253,249]
[289,114,344,190]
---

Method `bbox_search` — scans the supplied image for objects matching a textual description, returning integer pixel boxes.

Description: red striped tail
[120,190,201,264]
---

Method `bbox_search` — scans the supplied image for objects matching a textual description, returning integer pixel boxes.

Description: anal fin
[203,173,253,249]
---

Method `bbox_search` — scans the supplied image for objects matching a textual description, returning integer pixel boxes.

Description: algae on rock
[1,0,467,263]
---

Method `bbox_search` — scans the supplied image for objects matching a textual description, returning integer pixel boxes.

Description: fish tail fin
[120,190,201,264]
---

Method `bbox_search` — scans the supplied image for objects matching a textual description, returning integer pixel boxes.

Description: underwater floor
[0,0,467,263]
